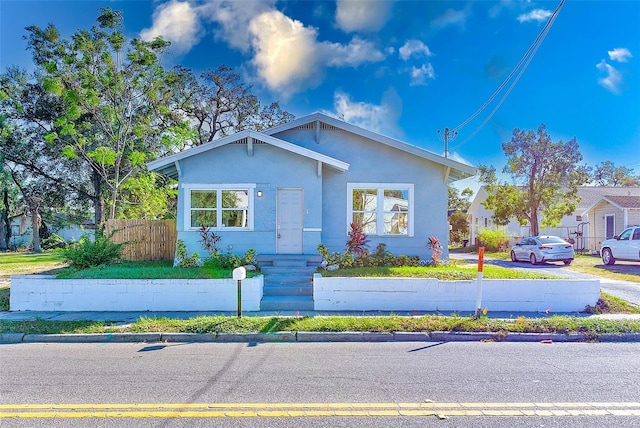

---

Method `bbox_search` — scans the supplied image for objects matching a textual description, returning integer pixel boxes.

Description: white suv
[600,226,640,265]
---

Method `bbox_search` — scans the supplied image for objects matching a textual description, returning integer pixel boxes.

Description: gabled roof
[263,112,477,183]
[148,129,350,179]
[582,195,640,214]
[576,186,640,210]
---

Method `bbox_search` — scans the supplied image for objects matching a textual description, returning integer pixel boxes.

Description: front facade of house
[149,113,476,261]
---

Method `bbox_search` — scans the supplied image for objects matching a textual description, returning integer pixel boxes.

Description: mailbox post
[232,267,246,318]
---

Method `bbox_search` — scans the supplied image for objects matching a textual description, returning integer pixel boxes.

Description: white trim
[303,228,322,232]
[346,183,414,237]
[183,183,256,231]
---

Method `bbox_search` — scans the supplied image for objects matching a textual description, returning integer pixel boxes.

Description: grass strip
[2,314,639,336]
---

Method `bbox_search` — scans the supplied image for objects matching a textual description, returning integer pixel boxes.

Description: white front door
[277,189,304,254]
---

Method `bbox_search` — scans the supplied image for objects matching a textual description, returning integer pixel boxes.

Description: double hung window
[348,183,413,236]
[185,184,254,230]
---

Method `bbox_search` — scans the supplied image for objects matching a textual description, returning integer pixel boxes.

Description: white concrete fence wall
[313,275,600,312]
[10,275,263,312]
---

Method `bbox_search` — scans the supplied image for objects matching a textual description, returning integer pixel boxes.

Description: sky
[1,0,639,193]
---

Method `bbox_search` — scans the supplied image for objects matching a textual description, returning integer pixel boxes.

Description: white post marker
[232,267,247,318]
[475,247,484,317]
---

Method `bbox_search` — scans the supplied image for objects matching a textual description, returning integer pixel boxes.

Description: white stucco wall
[313,275,600,312]
[10,275,263,312]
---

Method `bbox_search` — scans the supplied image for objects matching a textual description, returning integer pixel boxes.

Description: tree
[479,124,589,236]
[24,8,173,224]
[163,65,294,150]
[590,161,640,187]
[448,185,473,211]
[449,210,469,245]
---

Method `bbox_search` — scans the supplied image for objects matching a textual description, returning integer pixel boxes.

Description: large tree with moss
[479,124,589,236]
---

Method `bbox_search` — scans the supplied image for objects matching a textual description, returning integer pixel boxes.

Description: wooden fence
[105,219,177,261]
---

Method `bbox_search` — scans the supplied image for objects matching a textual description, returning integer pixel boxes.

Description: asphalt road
[1,341,640,427]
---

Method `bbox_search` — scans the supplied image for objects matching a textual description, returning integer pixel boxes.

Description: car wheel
[529,254,537,265]
[510,251,518,262]
[602,248,615,265]
[563,260,572,266]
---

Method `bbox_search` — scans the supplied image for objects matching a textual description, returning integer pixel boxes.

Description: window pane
[222,190,248,209]
[384,212,408,235]
[191,190,216,208]
[191,210,216,228]
[222,209,248,227]
[353,213,377,234]
[353,189,377,211]
[383,189,408,212]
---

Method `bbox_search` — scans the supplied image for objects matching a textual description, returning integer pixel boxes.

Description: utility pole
[437,127,458,159]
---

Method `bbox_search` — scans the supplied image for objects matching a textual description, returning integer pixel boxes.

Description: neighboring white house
[468,186,640,253]
[7,212,95,248]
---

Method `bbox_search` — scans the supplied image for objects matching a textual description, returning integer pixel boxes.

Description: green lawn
[0,251,67,276]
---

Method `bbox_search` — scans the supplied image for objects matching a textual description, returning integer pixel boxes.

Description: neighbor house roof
[148,129,350,179]
[576,186,640,211]
[264,112,477,183]
[582,195,640,214]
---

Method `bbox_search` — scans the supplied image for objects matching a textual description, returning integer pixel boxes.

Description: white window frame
[183,183,256,231]
[346,183,414,237]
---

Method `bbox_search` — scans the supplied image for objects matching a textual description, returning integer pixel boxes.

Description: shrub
[41,233,68,250]
[63,234,124,269]
[346,222,370,257]
[427,236,443,266]
[198,224,221,254]
[477,228,510,252]
[175,239,200,267]
[204,248,256,270]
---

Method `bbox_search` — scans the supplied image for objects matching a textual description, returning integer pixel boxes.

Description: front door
[277,188,303,254]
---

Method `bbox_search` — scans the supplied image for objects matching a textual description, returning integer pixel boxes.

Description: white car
[510,235,575,265]
[600,226,640,265]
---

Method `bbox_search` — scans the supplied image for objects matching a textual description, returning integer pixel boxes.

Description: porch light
[257,190,263,198]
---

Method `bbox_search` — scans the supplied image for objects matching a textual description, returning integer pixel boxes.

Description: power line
[444,0,565,151]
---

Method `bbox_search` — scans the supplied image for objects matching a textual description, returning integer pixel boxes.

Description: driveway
[449,252,640,307]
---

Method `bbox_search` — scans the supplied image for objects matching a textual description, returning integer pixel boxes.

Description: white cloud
[200,0,275,52]
[608,47,632,63]
[249,11,322,96]
[410,64,436,86]
[249,11,385,97]
[488,0,515,19]
[329,89,403,138]
[139,0,203,55]
[517,9,552,23]
[335,0,393,33]
[431,5,472,31]
[596,60,622,94]
[399,40,432,61]
[325,36,386,66]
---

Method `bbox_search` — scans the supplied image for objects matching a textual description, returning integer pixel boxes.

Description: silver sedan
[510,235,575,265]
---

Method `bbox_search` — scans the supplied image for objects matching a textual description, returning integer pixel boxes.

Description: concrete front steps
[257,255,322,311]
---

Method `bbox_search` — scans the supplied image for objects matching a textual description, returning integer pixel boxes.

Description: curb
[2,331,640,344]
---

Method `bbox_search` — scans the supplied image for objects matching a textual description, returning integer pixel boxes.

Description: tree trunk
[530,206,540,236]
[0,211,7,251]
[92,170,105,227]
[29,201,41,254]
[2,189,10,247]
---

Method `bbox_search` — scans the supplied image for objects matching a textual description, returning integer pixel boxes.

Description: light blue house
[149,112,476,261]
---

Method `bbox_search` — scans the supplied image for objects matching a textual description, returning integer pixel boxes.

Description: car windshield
[539,236,567,244]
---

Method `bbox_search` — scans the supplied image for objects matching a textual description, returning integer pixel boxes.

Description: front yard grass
[1,306,639,337]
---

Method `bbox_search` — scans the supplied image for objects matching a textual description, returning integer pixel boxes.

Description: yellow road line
[1,402,639,419]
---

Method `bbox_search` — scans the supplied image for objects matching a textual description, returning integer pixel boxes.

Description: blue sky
[1,1,639,191]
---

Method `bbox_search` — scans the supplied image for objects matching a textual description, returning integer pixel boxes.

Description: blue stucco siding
[275,128,449,259]
[176,142,324,257]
